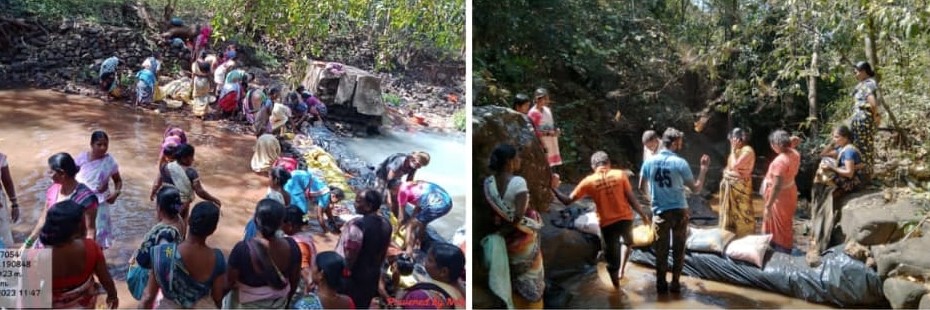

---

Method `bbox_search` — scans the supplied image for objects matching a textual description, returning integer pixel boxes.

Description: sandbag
[573,212,601,236]
[631,224,654,247]
[686,227,734,254]
[303,147,353,201]
[630,246,888,308]
[162,78,193,102]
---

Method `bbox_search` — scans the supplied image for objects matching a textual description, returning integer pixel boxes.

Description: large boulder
[539,208,600,281]
[472,105,556,305]
[353,75,384,116]
[872,237,930,279]
[883,278,929,309]
[841,192,924,246]
[302,60,384,116]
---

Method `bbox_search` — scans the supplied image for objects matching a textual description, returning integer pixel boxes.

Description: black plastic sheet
[630,246,887,308]
[304,126,377,192]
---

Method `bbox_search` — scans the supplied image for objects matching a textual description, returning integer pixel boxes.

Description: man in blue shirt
[639,127,710,293]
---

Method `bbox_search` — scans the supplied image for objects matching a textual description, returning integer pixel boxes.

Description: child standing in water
[75,131,123,249]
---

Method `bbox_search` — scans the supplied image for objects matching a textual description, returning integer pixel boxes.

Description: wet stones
[540,208,600,281]
[1,19,180,88]
[840,192,925,246]
[872,237,930,279]
[883,278,929,309]
[472,105,557,298]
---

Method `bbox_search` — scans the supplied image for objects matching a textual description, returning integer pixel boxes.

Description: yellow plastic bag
[632,224,655,247]
[154,85,165,102]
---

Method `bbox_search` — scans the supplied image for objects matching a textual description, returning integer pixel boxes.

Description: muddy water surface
[0,89,343,307]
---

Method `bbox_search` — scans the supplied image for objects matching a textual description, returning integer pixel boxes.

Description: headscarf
[164,126,188,144]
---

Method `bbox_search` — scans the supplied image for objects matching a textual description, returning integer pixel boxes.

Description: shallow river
[0,89,466,308]
[342,130,466,240]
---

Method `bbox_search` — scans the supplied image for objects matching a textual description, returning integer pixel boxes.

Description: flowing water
[341,130,467,240]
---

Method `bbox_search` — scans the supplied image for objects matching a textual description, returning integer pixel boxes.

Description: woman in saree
[282,206,316,291]
[336,190,392,308]
[243,87,273,136]
[400,243,466,309]
[135,66,157,106]
[244,167,292,240]
[126,186,185,301]
[718,128,756,238]
[150,144,222,220]
[74,131,122,249]
[45,200,118,309]
[482,144,544,309]
[527,88,562,167]
[270,92,294,136]
[214,50,237,96]
[808,125,864,265]
[252,134,282,173]
[98,56,121,103]
[191,52,215,118]
[142,201,226,309]
[192,25,212,64]
[851,61,880,178]
[291,251,355,309]
[26,153,99,248]
[227,199,301,309]
[761,130,800,254]
[217,68,247,118]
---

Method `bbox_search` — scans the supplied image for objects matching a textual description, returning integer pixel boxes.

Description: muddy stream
[0,89,464,308]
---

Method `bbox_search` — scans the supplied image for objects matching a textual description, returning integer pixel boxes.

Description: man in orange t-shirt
[551,151,650,289]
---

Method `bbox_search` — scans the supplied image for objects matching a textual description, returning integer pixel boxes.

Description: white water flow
[341,130,467,240]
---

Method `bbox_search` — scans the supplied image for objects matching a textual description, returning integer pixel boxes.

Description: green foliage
[209,0,464,69]
[383,93,402,107]
[169,63,181,77]
[452,109,465,132]
[253,47,281,69]
[12,0,121,22]
[119,73,134,88]
[476,0,930,182]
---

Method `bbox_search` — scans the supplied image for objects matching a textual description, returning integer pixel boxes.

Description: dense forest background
[4,0,466,129]
[474,0,930,193]
[6,0,464,77]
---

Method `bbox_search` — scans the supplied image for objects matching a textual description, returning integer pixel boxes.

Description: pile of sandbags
[302,147,354,202]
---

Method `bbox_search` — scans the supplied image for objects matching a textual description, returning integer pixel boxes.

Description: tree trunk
[864,12,906,145]
[808,37,819,137]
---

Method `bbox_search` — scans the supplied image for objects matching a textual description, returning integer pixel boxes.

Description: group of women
[716,61,878,263]
[0,117,465,309]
